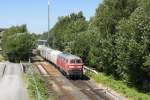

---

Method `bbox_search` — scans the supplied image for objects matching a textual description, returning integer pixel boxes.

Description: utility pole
[48,0,50,42]
[48,0,54,48]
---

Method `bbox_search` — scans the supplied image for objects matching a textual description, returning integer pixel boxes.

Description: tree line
[42,0,150,92]
[2,25,37,62]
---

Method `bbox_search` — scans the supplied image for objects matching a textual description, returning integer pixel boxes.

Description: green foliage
[0,55,4,61]
[39,32,48,40]
[49,11,88,52]
[4,33,35,62]
[27,74,50,100]
[87,0,138,75]
[2,25,37,62]
[40,0,150,93]
[86,72,150,100]
[115,4,150,91]
[91,0,138,34]
[144,54,150,75]
[2,24,27,46]
[30,33,41,48]
[2,25,28,51]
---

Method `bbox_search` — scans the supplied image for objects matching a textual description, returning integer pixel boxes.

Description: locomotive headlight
[77,66,83,68]
[69,66,75,68]
[69,66,82,69]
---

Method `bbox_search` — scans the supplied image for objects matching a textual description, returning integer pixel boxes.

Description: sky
[0,0,102,34]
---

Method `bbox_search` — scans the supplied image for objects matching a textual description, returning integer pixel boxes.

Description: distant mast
[48,0,50,43]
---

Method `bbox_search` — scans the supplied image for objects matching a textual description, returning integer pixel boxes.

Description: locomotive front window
[66,59,68,63]
[70,59,75,63]
[70,59,81,64]
[76,59,81,63]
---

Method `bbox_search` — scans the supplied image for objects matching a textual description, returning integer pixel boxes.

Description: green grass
[25,74,58,100]
[86,72,150,100]
[0,54,4,61]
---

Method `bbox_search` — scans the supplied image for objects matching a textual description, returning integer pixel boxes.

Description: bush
[4,33,35,62]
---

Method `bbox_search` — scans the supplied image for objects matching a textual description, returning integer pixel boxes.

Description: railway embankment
[30,55,127,100]
[23,62,58,100]
[86,72,150,100]
[30,55,150,100]
[34,62,91,100]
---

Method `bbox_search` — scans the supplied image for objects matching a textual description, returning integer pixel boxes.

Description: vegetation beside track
[86,72,150,100]
[0,54,4,61]
[25,73,57,100]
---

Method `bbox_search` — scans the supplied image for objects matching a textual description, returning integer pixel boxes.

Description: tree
[49,11,88,52]
[2,25,37,62]
[2,24,28,51]
[40,0,150,92]
[115,3,150,91]
[39,32,48,40]
[88,0,138,74]
[4,33,35,62]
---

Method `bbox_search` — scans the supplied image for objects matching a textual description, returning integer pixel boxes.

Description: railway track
[37,62,107,100]
[33,62,77,100]
[32,63,57,96]
[70,79,114,100]
[31,56,125,100]
[35,62,107,100]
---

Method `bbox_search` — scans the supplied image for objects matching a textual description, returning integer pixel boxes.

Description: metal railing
[83,66,98,74]
[84,66,126,100]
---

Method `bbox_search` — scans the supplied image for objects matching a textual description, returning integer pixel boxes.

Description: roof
[59,53,81,60]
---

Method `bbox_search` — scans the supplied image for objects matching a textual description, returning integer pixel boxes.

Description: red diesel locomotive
[38,45,83,77]
[57,53,83,77]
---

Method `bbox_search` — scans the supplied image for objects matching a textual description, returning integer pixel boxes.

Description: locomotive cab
[67,58,83,77]
[57,53,84,77]
[68,59,83,69]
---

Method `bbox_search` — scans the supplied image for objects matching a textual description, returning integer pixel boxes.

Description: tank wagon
[38,46,83,77]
